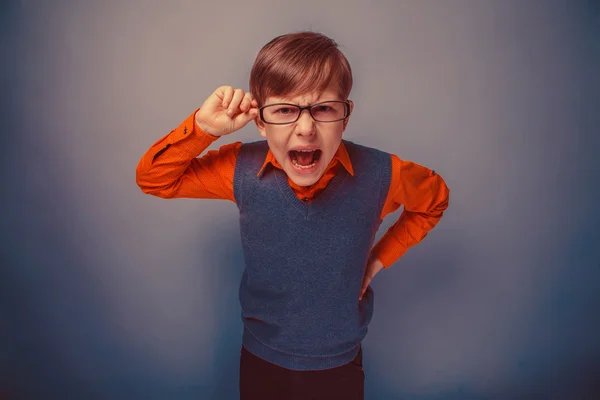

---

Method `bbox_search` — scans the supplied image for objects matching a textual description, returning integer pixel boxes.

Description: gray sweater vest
[233,140,391,370]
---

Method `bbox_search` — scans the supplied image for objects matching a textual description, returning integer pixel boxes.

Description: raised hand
[195,86,259,137]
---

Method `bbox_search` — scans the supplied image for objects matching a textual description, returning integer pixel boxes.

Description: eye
[313,105,332,113]
[276,107,294,115]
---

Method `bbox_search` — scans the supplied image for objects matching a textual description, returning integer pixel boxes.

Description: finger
[240,93,253,112]
[219,86,234,108]
[243,93,259,112]
[227,89,245,116]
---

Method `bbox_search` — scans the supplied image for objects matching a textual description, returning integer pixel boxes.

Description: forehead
[265,85,342,105]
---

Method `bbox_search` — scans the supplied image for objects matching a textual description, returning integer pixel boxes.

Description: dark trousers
[239,345,364,400]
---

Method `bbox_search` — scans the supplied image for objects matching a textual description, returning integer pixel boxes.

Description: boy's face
[256,85,353,187]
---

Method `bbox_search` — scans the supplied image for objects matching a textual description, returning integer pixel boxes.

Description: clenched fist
[195,86,259,137]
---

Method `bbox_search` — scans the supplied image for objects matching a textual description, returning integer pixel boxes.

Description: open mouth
[288,149,322,170]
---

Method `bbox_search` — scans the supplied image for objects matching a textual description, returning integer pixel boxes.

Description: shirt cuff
[371,234,407,268]
[170,108,219,158]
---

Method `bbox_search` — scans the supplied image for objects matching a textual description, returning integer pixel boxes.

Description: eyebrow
[264,99,339,106]
[269,94,325,104]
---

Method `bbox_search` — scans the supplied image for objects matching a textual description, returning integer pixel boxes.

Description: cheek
[324,130,344,153]
[265,134,290,161]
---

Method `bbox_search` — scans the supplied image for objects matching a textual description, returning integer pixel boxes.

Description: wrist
[194,111,221,138]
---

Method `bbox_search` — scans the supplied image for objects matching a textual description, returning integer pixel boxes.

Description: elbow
[134,152,179,198]
[425,183,449,217]
[135,163,164,197]
[434,190,450,215]
[435,175,450,209]
[136,177,156,196]
[135,163,151,194]
[135,171,178,199]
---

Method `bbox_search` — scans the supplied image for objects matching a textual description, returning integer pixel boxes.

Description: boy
[136,31,449,400]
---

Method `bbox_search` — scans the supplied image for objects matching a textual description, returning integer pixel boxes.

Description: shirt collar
[257,141,354,178]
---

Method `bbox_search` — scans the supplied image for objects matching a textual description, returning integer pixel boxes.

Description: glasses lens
[310,101,347,122]
[262,104,300,124]
[262,101,347,124]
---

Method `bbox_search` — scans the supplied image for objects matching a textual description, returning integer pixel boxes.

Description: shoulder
[210,141,243,156]
[239,140,269,154]
[235,140,269,173]
[342,140,392,165]
[343,139,389,154]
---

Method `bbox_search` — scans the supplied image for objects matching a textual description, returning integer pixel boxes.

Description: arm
[136,86,259,200]
[135,109,240,200]
[371,155,450,268]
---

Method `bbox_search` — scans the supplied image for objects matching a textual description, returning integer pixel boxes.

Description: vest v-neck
[274,167,348,218]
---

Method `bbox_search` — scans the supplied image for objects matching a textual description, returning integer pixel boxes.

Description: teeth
[295,149,316,152]
[291,158,316,169]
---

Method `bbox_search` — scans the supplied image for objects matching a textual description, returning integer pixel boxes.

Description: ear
[343,100,354,131]
[255,116,267,138]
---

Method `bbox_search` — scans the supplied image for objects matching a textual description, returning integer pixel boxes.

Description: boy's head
[250,31,354,187]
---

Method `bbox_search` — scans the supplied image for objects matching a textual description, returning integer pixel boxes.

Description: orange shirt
[136,109,450,268]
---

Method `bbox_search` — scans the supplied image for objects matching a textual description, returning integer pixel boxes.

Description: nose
[294,108,315,136]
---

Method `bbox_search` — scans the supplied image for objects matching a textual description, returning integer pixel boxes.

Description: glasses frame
[259,100,351,125]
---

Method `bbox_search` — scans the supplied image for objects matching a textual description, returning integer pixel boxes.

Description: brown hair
[249,31,353,106]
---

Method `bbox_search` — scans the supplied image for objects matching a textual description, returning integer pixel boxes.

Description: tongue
[296,151,314,166]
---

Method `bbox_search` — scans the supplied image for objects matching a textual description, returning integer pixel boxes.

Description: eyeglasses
[259,100,351,125]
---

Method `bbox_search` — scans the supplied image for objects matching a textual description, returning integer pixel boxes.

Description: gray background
[2,0,599,398]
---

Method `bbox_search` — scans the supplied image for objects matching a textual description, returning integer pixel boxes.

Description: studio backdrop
[2,1,599,398]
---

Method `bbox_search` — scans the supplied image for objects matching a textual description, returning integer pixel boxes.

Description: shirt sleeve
[370,154,450,268]
[135,109,241,201]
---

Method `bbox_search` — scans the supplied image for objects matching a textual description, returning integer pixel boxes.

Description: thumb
[359,280,368,300]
